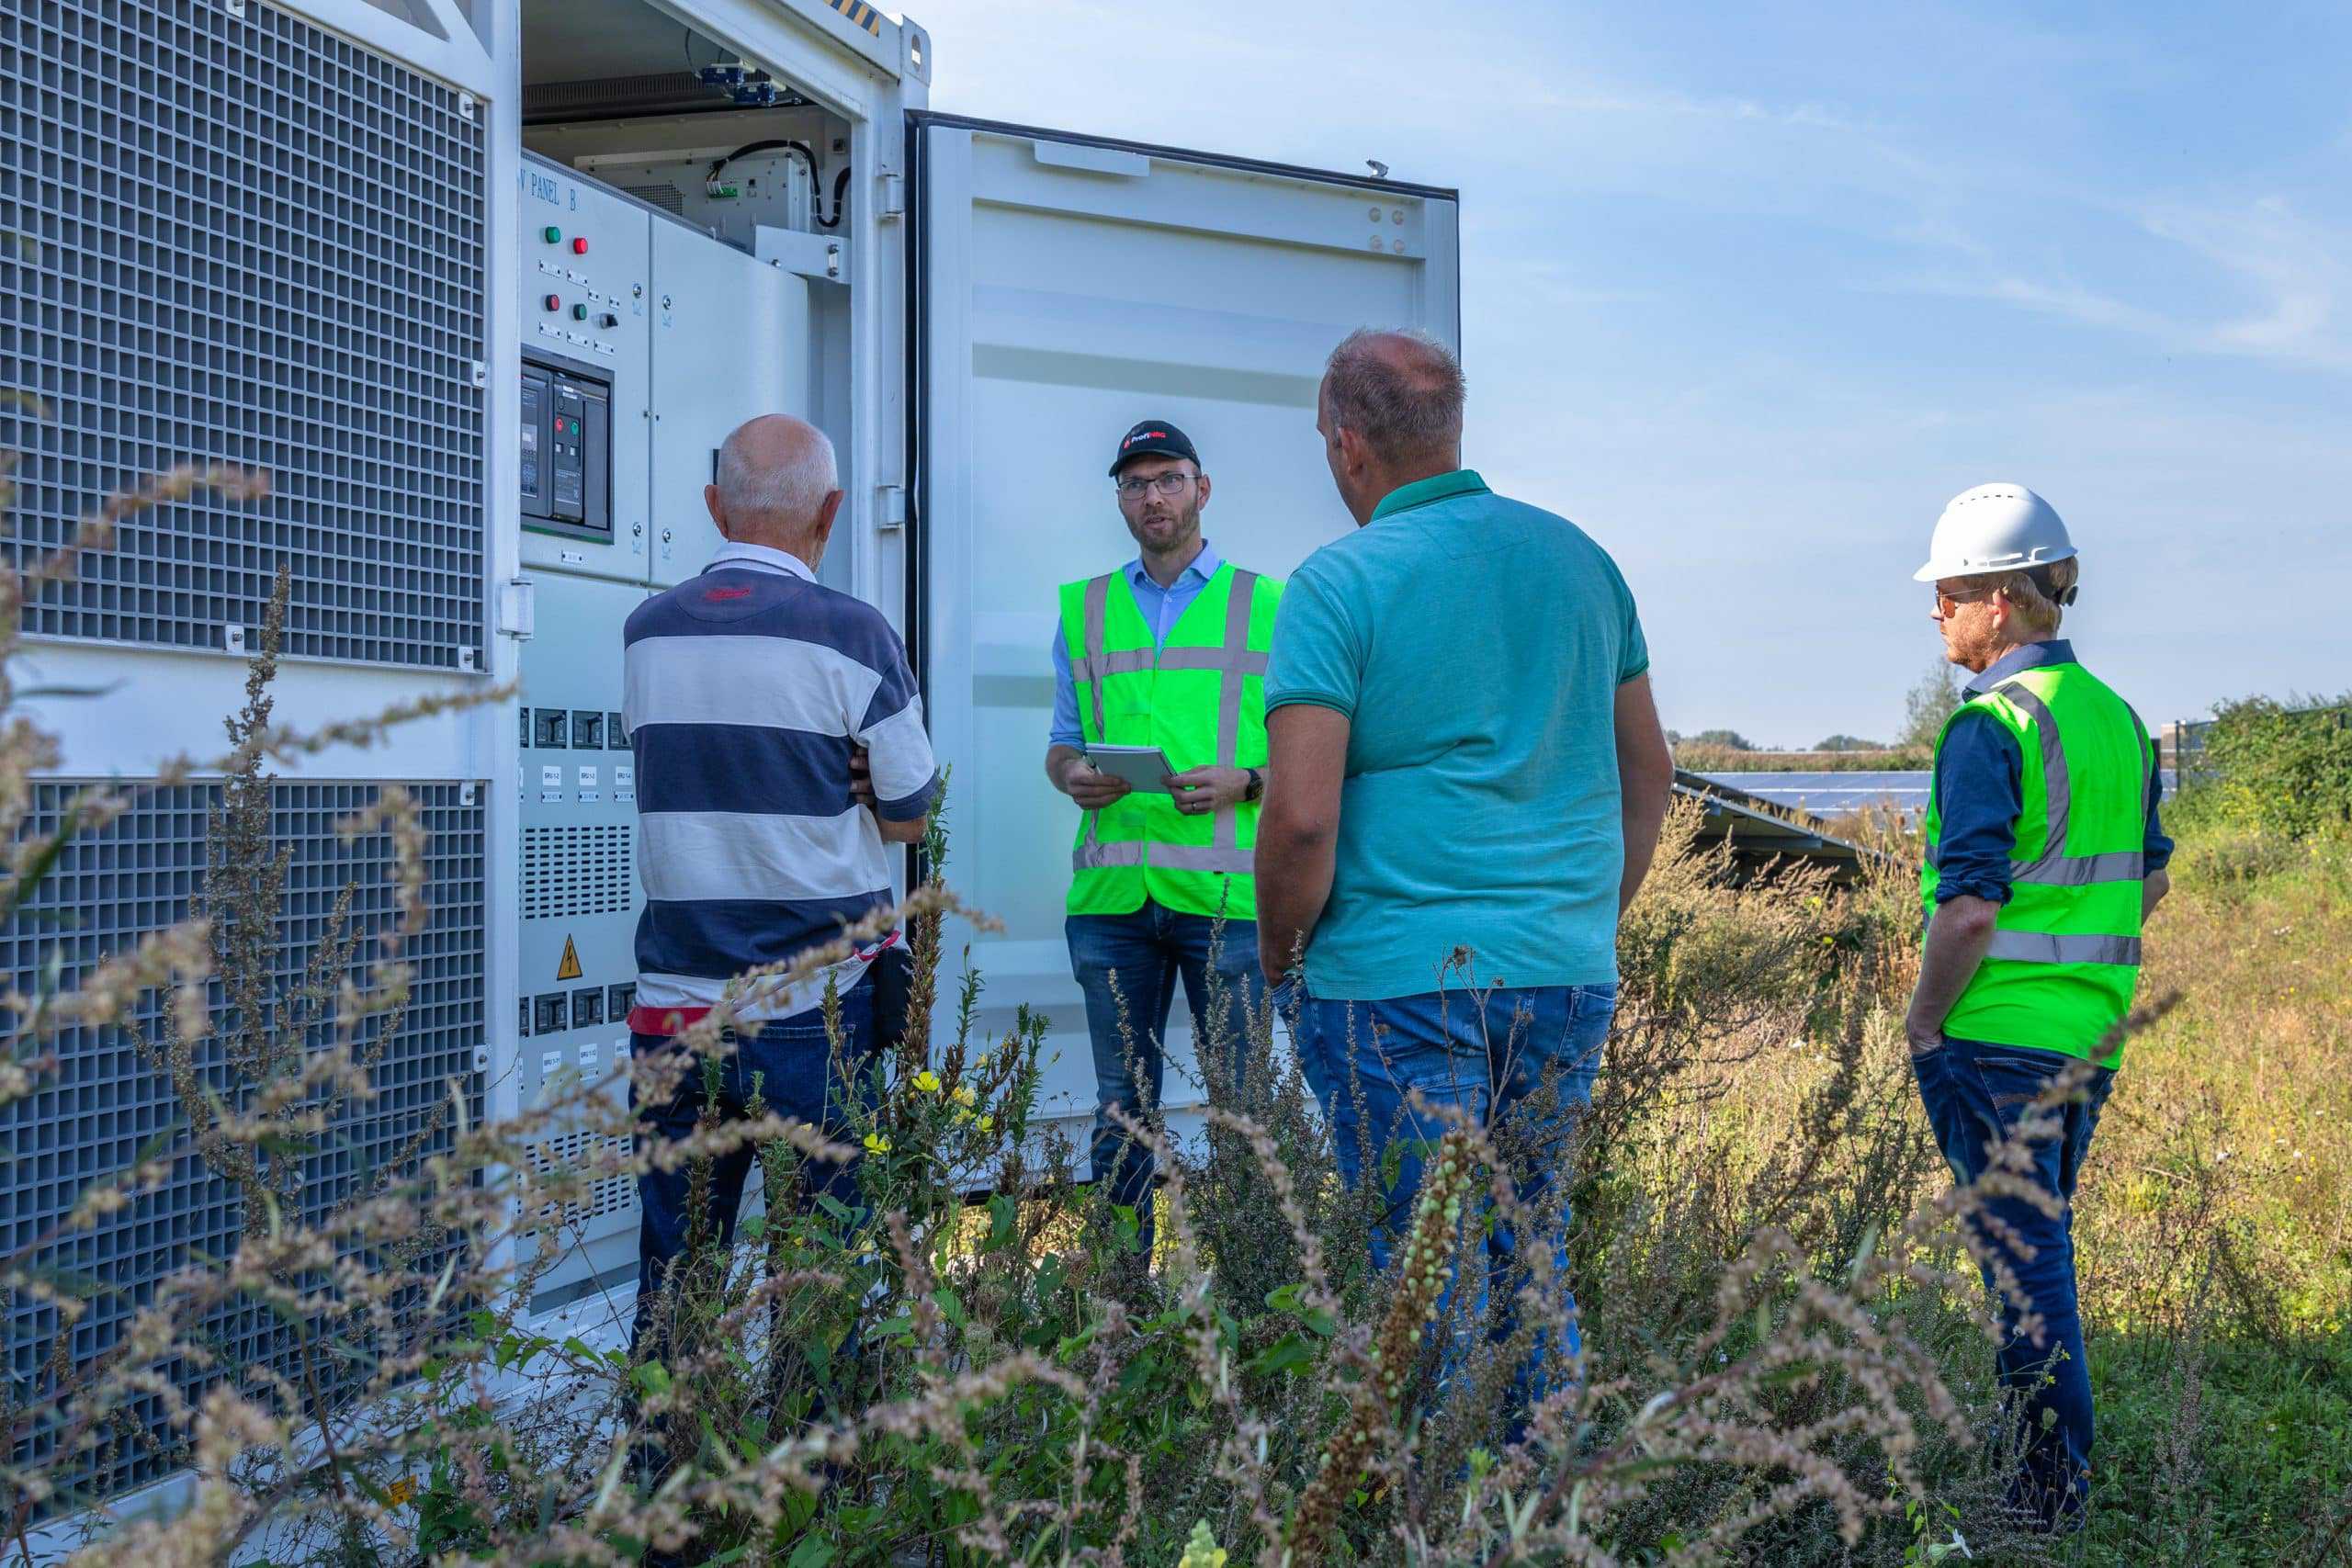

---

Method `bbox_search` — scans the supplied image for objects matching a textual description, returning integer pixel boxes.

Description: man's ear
[1193,470,1212,512]
[812,488,846,546]
[704,483,729,539]
[1335,424,1369,474]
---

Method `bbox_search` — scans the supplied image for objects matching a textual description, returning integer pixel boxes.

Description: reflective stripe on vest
[1983,931,2142,966]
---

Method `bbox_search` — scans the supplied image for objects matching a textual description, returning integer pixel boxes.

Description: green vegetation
[5,465,2344,1565]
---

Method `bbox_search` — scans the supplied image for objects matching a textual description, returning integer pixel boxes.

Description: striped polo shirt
[621,540,939,1032]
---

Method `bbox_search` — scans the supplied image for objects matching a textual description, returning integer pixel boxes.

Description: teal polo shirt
[1264,469,1649,999]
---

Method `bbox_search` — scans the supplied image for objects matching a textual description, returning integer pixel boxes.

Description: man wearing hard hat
[1905,484,2172,1531]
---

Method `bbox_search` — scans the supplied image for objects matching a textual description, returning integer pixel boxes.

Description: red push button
[571,237,590,255]
[542,293,561,311]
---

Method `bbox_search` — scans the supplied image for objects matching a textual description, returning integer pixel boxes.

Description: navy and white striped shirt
[622,541,939,1032]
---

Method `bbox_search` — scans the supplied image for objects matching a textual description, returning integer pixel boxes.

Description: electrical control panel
[510,157,805,1305]
[521,154,653,585]
[520,151,802,590]
[514,569,648,1307]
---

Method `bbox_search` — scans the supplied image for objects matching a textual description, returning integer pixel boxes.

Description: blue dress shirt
[1047,540,1226,748]
[1931,639,2174,906]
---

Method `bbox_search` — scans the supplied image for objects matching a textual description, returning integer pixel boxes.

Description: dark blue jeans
[1066,900,1267,1256]
[1289,980,1613,1425]
[628,986,876,1361]
[1912,1034,2114,1529]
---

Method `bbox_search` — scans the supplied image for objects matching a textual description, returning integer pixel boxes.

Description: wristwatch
[1244,766,1264,803]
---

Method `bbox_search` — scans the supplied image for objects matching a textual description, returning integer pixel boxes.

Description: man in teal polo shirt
[1256,328,1675,1413]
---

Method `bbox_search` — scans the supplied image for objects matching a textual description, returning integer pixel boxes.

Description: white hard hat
[1913,483,2077,582]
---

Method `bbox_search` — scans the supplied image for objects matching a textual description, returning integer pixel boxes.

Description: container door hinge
[876,173,905,220]
[875,483,907,531]
[497,578,537,640]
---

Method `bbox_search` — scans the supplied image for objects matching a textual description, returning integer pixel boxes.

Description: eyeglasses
[1932,585,1997,617]
[1114,471,1196,500]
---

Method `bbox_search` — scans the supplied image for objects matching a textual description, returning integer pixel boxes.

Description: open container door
[907,113,1459,1153]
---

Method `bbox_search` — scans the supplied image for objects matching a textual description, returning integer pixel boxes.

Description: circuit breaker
[521,357,613,541]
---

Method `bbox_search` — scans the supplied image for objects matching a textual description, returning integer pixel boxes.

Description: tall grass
[4,461,2345,1562]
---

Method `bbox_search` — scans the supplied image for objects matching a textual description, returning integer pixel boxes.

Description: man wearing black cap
[1045,420,1283,1260]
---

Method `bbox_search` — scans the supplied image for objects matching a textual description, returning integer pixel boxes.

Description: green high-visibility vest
[1921,659,2154,1068]
[1059,561,1282,919]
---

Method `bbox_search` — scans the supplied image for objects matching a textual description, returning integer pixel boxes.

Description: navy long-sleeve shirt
[1930,640,2174,906]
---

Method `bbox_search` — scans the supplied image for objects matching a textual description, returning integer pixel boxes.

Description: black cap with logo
[1108,419,1200,477]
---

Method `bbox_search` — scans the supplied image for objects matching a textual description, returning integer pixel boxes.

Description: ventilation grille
[522,825,635,919]
[1,781,487,1501]
[525,1130,638,1227]
[617,182,689,216]
[0,0,487,668]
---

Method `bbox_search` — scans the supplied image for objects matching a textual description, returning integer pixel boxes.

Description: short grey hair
[1993,556,2077,635]
[1321,327,1466,462]
[716,419,837,528]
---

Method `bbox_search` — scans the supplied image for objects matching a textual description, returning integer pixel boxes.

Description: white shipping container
[2,0,1458,1529]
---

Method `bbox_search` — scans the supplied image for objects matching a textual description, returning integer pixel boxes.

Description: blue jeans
[1066,900,1267,1255]
[1289,979,1613,1425]
[1912,1035,2114,1529]
[628,986,876,1362]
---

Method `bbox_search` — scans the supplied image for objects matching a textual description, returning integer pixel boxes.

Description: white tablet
[1085,744,1178,794]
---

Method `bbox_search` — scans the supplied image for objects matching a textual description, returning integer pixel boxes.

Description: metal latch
[497,578,537,639]
[875,483,907,531]
[876,173,905,220]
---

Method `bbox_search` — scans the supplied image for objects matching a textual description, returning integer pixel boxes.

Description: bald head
[1320,328,1465,467]
[1316,328,1466,525]
[707,414,842,564]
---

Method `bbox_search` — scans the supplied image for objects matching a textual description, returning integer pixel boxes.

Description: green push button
[571,302,589,321]
[541,225,561,244]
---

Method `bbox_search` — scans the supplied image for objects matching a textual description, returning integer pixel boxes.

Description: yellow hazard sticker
[556,935,583,982]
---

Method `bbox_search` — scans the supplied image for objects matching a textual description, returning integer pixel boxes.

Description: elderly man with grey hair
[619,413,938,1436]
[1256,329,1675,1425]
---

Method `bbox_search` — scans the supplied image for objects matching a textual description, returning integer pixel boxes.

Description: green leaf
[932,1287,967,1327]
[986,1193,1018,1252]
[786,1535,838,1568]
[1244,1332,1318,1378]
[815,1193,854,1222]
[630,1361,672,1397]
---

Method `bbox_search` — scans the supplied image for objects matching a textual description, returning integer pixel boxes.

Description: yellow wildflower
[951,1084,977,1108]
[911,1069,942,1094]
[1178,1521,1227,1568]
[864,1132,891,1156]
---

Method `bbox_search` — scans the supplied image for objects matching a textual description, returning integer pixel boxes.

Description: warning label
[556,934,583,982]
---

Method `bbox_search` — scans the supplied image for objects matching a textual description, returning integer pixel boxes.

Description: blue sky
[922,1,2350,744]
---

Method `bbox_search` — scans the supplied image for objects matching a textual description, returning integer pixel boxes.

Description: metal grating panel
[525,1129,636,1227]
[521,823,633,918]
[0,0,488,668]
[0,781,487,1500]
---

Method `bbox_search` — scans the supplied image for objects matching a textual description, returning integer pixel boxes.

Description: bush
[2190,694,2352,840]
